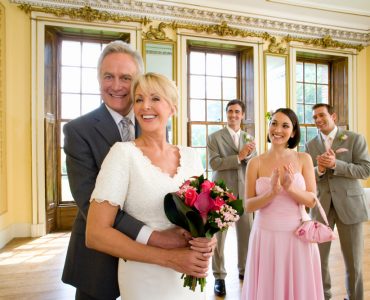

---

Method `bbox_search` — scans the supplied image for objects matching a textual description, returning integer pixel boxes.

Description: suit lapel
[313,134,326,154]
[94,104,121,146]
[221,127,238,151]
[331,128,344,151]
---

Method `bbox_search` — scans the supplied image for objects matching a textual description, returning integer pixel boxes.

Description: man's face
[312,106,336,135]
[226,104,244,130]
[98,52,138,116]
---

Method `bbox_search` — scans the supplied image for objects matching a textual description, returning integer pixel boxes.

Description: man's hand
[239,141,256,161]
[148,227,191,249]
[317,149,336,169]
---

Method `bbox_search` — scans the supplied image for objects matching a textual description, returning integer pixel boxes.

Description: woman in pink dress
[241,108,324,300]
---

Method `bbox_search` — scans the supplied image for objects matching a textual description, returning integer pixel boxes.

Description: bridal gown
[91,142,206,300]
[241,173,324,300]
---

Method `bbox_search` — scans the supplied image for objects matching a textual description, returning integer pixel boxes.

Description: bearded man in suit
[62,41,198,300]
[207,99,257,296]
[305,103,370,300]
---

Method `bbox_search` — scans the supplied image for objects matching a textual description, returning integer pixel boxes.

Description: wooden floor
[0,223,369,300]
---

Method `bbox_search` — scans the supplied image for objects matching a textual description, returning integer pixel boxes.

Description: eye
[135,96,143,103]
[152,95,161,101]
[122,75,132,82]
[103,74,112,80]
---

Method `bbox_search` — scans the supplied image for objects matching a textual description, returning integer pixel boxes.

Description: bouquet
[164,174,244,292]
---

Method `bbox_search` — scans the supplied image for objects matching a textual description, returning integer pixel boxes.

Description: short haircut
[267,108,301,149]
[97,40,144,76]
[131,72,178,112]
[312,103,334,114]
[226,99,246,113]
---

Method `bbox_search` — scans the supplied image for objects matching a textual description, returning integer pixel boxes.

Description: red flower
[200,180,215,192]
[213,196,225,211]
[184,189,198,207]
[225,192,237,201]
[194,191,214,220]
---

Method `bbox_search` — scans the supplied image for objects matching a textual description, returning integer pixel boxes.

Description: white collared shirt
[321,126,338,147]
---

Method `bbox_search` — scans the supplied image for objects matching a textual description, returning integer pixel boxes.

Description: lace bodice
[91,142,204,230]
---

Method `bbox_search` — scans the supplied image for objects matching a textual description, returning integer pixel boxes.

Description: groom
[305,103,370,300]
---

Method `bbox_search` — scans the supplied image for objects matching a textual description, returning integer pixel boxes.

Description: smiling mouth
[142,115,156,119]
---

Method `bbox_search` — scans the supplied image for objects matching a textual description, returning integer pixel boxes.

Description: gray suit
[305,128,370,300]
[62,104,144,300]
[207,127,256,279]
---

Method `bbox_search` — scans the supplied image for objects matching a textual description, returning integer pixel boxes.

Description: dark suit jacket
[62,104,144,299]
[305,128,370,224]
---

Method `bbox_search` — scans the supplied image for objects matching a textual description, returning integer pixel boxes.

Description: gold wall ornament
[169,21,271,40]
[18,4,151,25]
[284,34,363,52]
[267,37,287,54]
[143,22,172,41]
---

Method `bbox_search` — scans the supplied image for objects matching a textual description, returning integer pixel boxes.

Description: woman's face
[133,85,174,133]
[268,112,294,146]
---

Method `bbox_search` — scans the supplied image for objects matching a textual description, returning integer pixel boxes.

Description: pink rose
[201,180,215,192]
[213,196,225,211]
[225,192,237,201]
[194,191,214,220]
[184,189,198,207]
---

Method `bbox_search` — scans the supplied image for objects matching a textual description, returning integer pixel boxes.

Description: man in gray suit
[305,103,370,300]
[207,99,256,296]
[62,41,194,300]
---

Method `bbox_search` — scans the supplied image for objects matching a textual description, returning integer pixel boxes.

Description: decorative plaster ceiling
[10,0,370,44]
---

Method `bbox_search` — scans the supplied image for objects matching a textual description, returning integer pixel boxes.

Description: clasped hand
[316,149,336,172]
[239,141,256,160]
[270,164,295,194]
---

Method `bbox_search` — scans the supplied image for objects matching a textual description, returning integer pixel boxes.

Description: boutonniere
[265,110,274,121]
[243,133,254,143]
[339,133,348,141]
[335,148,349,154]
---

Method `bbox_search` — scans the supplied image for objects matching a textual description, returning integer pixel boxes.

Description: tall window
[59,40,105,203]
[296,60,329,151]
[187,48,239,178]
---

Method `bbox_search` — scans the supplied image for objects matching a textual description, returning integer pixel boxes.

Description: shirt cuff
[136,225,153,245]
[317,168,326,176]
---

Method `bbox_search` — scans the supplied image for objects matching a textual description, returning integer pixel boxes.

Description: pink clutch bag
[295,195,336,244]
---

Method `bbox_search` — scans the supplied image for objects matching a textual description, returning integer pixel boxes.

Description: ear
[331,112,337,122]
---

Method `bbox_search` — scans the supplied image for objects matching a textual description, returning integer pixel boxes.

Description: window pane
[190,52,205,74]
[207,100,222,122]
[307,127,318,141]
[296,62,303,82]
[206,54,221,76]
[195,147,206,172]
[223,78,237,100]
[206,77,221,99]
[191,125,206,147]
[60,151,67,175]
[81,67,99,94]
[317,85,329,103]
[190,99,205,121]
[296,83,303,103]
[82,42,101,67]
[304,63,316,83]
[61,66,81,93]
[317,64,328,84]
[61,176,74,202]
[222,55,236,77]
[304,83,316,104]
[208,124,223,135]
[60,122,67,148]
[222,101,229,122]
[61,93,81,119]
[300,126,307,145]
[304,104,314,123]
[190,75,205,98]
[81,94,101,115]
[62,41,81,66]
[297,103,304,123]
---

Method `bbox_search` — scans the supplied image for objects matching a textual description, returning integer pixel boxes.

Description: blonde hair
[131,72,178,112]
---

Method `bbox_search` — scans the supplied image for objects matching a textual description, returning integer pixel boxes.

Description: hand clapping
[281,163,294,192]
[316,148,336,170]
[270,168,281,194]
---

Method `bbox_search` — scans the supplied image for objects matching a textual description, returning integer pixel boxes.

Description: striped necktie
[119,117,134,142]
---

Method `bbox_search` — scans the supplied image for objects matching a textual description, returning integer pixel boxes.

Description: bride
[86,72,214,299]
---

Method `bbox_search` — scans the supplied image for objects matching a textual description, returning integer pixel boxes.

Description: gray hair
[97,40,144,75]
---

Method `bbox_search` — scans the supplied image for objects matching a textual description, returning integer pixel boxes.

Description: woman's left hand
[282,163,294,192]
[189,236,217,257]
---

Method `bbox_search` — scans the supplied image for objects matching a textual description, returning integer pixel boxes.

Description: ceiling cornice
[10,0,369,45]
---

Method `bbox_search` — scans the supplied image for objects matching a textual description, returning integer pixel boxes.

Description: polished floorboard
[0,222,369,300]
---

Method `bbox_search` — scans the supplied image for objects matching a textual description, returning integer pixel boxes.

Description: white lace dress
[91,142,206,300]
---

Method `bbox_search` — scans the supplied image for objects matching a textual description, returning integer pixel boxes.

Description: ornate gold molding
[284,35,363,52]
[18,4,151,25]
[143,23,172,41]
[267,37,287,54]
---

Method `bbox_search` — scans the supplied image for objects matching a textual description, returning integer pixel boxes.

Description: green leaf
[228,199,244,216]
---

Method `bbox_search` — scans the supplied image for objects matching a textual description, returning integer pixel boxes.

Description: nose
[111,78,122,90]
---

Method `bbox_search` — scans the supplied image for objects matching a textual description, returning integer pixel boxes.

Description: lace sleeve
[90,142,130,209]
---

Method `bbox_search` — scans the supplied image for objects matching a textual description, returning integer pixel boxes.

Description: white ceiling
[161,0,370,31]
